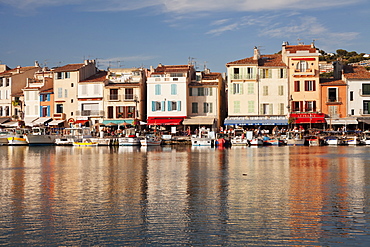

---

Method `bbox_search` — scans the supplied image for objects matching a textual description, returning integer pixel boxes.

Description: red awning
[290,113,326,124]
[147,117,184,125]
[75,120,89,125]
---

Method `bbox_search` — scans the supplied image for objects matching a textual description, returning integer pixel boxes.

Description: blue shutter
[47,94,50,101]
[161,101,165,111]
[47,106,50,117]
[177,101,181,111]
[40,106,42,117]
[40,95,43,101]
[168,101,172,111]
[152,101,155,111]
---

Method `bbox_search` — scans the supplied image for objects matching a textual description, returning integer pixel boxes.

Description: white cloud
[1,0,360,13]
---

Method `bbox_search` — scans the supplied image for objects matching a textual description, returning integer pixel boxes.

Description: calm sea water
[1,145,370,246]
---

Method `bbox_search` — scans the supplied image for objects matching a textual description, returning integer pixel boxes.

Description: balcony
[326,97,342,104]
[230,74,255,80]
[77,110,104,117]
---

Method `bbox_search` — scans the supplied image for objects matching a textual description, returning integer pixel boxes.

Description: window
[261,104,272,115]
[350,91,354,101]
[278,85,284,96]
[328,88,337,102]
[233,68,239,74]
[125,88,133,100]
[279,103,285,115]
[305,101,316,112]
[294,81,300,92]
[155,85,161,95]
[234,101,240,113]
[305,80,315,91]
[248,101,254,113]
[362,84,370,95]
[171,84,177,95]
[363,101,370,114]
[168,101,178,111]
[40,94,49,101]
[297,61,308,72]
[233,68,240,79]
[233,83,243,94]
[198,88,204,96]
[152,101,162,111]
[107,106,113,118]
[292,101,301,112]
[192,102,198,113]
[204,88,213,96]
[247,67,254,79]
[57,72,63,80]
[64,89,68,98]
[262,86,268,96]
[328,105,338,117]
[351,109,354,115]
[116,106,135,118]
[5,78,9,87]
[170,73,183,77]
[58,88,63,98]
[279,69,286,78]
[203,103,213,113]
[110,89,118,100]
[0,78,3,87]
[260,69,271,78]
[65,72,70,79]
[56,104,63,113]
[247,83,254,94]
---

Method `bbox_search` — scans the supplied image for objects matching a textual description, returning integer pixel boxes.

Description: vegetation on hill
[319,49,369,64]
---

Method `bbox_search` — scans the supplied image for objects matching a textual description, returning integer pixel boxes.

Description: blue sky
[0,0,369,73]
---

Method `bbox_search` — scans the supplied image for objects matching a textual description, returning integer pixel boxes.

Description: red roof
[53,63,84,72]
[227,54,286,67]
[343,65,370,79]
[285,45,317,53]
[80,71,107,82]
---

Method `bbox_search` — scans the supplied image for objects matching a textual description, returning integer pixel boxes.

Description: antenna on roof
[117,61,124,68]
[297,38,304,45]
[203,61,208,71]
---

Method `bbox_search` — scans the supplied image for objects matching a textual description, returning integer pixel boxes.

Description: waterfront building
[0,62,40,126]
[22,75,54,127]
[146,64,195,133]
[281,42,325,127]
[342,65,370,129]
[104,67,147,126]
[225,46,289,127]
[52,60,97,127]
[185,69,226,132]
[77,70,107,127]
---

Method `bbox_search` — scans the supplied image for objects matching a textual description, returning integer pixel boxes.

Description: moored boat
[73,139,98,147]
[249,138,263,146]
[140,135,162,146]
[262,136,284,146]
[25,127,56,145]
[324,136,344,145]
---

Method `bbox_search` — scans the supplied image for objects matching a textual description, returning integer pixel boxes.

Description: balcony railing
[326,97,342,104]
[230,74,255,80]
[77,110,104,117]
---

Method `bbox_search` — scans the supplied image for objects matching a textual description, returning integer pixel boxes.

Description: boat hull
[119,137,141,146]
[191,137,214,146]
[26,135,56,145]
[7,136,28,145]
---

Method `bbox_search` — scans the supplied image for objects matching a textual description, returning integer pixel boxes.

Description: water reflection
[0,145,370,246]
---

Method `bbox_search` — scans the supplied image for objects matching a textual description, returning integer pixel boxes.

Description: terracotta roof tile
[285,45,317,53]
[0,66,38,76]
[320,78,346,85]
[80,71,107,82]
[52,63,84,72]
[343,65,370,79]
[227,54,286,67]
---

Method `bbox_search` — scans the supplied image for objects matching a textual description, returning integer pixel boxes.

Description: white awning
[24,117,39,126]
[32,117,52,126]
[1,121,19,127]
[183,117,215,125]
[48,119,65,126]
[325,118,358,125]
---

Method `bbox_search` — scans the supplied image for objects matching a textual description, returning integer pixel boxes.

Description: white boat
[231,136,249,146]
[0,130,14,145]
[285,132,305,146]
[55,127,92,146]
[119,136,141,146]
[25,127,56,145]
[361,132,370,145]
[90,138,115,146]
[7,129,29,145]
[73,138,98,147]
[342,136,361,145]
[324,136,344,145]
[249,138,263,146]
[191,128,215,146]
[306,136,324,146]
[140,135,162,146]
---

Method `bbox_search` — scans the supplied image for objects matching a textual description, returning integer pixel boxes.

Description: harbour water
[1,145,370,246]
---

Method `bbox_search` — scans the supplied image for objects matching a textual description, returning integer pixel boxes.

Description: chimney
[333,60,343,80]
[16,65,21,73]
[253,46,260,60]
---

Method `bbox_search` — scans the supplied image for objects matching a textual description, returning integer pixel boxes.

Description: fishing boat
[191,128,215,146]
[306,135,324,146]
[119,128,141,146]
[7,129,29,145]
[262,136,284,146]
[323,136,344,145]
[73,138,98,147]
[140,135,162,146]
[230,136,249,146]
[25,127,56,145]
[55,127,92,145]
[342,136,361,145]
[361,131,370,145]
[285,132,305,146]
[249,138,263,146]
